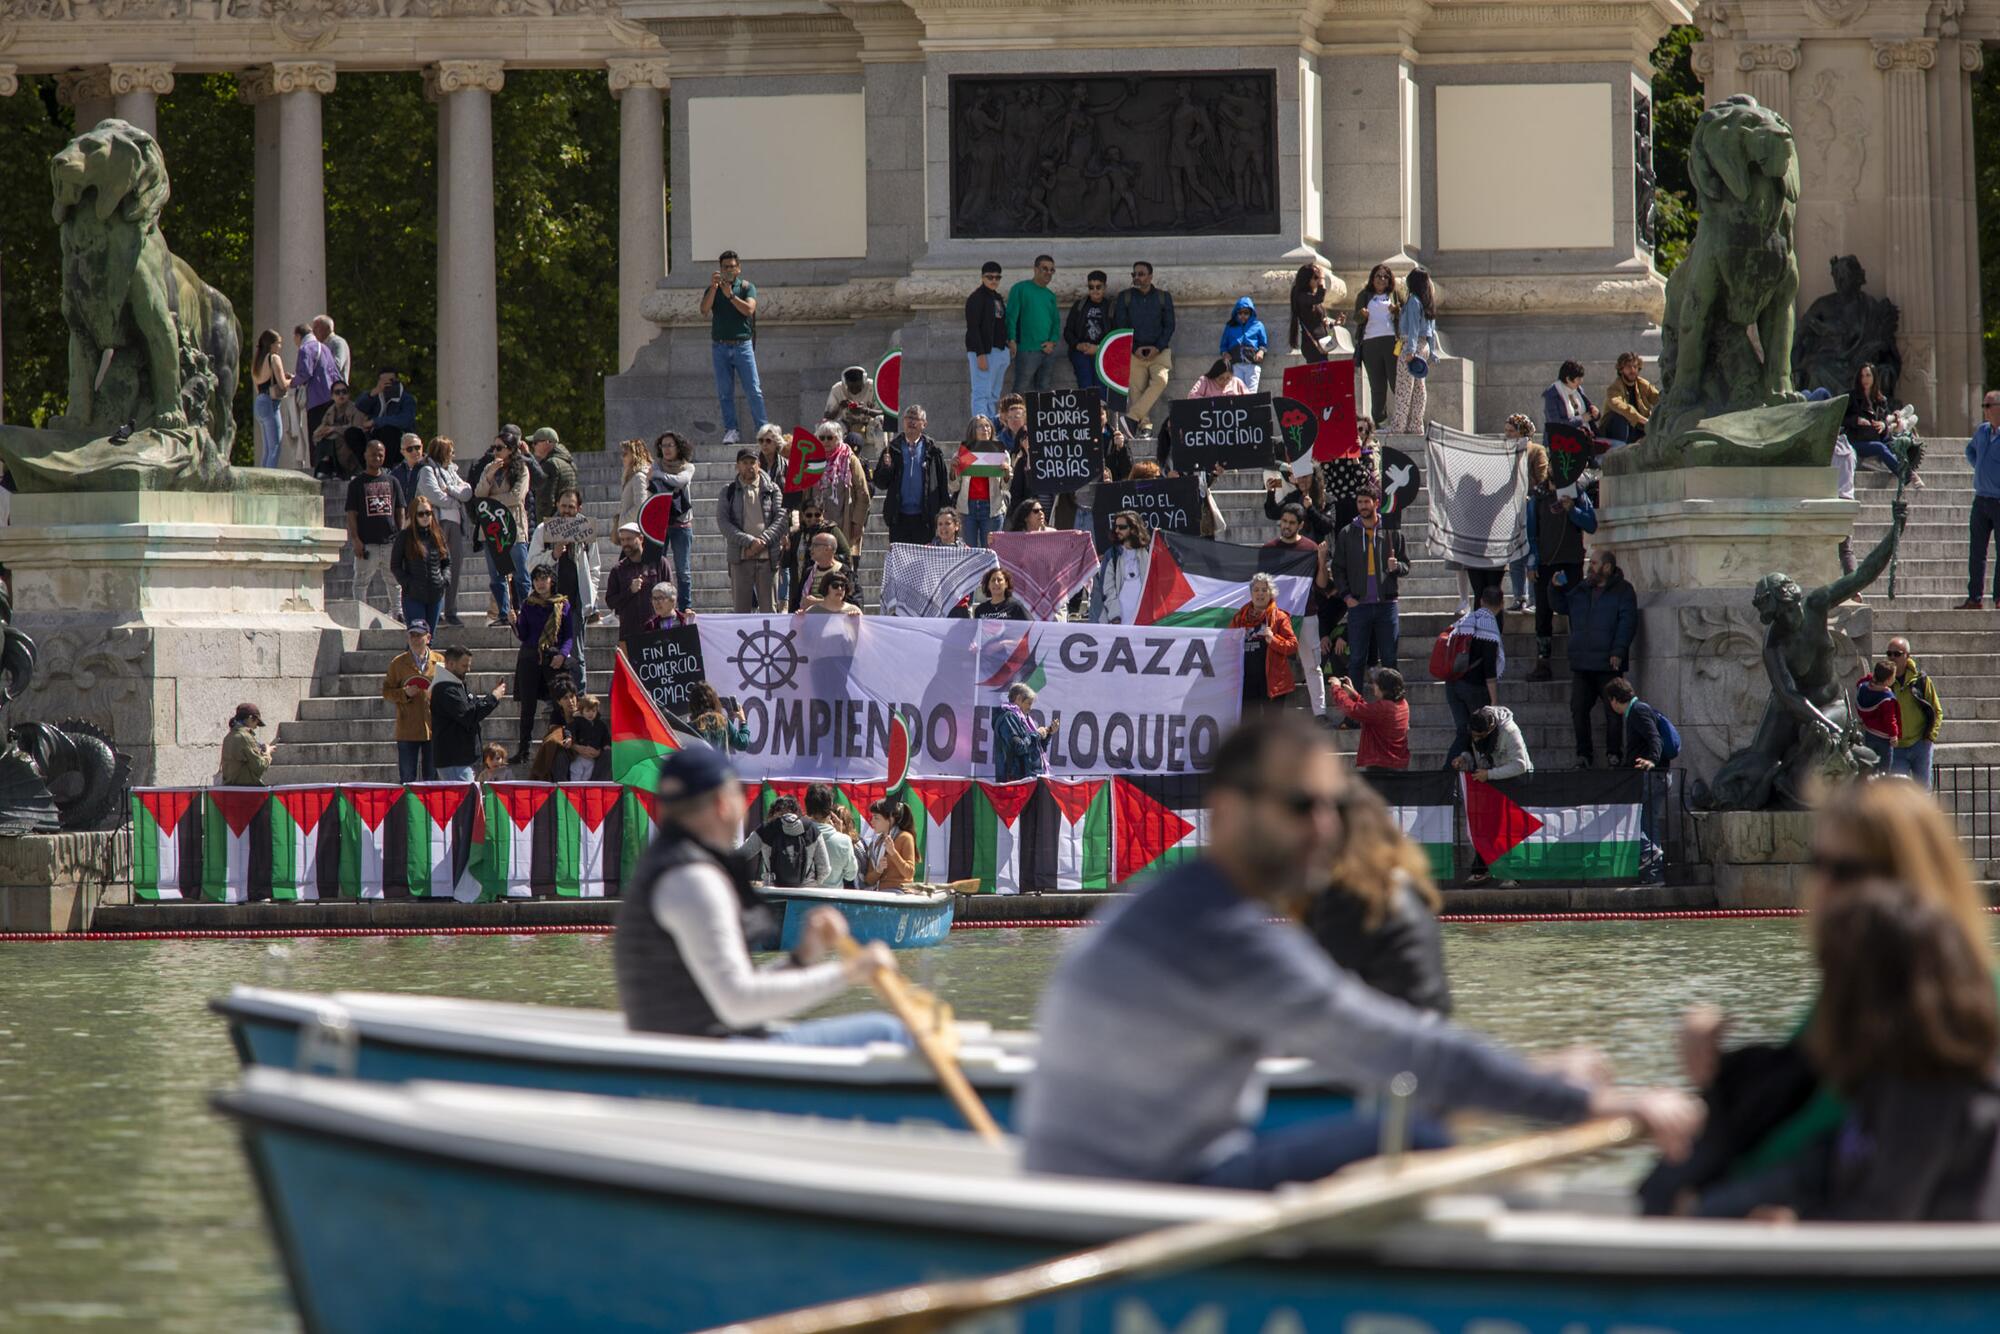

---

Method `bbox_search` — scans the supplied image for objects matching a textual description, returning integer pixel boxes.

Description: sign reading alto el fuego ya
[694,615,1243,781]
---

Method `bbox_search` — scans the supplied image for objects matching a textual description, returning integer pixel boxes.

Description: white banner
[694,616,1240,781]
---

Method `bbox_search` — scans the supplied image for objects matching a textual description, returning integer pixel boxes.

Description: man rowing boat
[615,746,907,1046]
[1019,712,1699,1188]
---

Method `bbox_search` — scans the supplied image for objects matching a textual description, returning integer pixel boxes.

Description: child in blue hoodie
[1220,297,1268,393]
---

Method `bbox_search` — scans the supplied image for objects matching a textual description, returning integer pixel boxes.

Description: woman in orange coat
[1229,571,1299,710]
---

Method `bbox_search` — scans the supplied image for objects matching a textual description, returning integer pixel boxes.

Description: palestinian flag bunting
[269,786,337,901]
[1464,771,1646,881]
[402,783,480,900]
[132,788,199,900]
[203,789,269,904]
[1369,770,1456,882]
[611,648,681,790]
[480,783,556,899]
[1135,530,1316,628]
[960,449,1010,479]
[554,783,624,898]
[1111,773,1209,884]
[339,785,402,899]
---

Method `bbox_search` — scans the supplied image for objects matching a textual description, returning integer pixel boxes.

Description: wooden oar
[712,1115,1639,1334]
[838,938,1002,1145]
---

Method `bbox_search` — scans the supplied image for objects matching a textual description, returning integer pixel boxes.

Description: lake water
[0,920,1821,1332]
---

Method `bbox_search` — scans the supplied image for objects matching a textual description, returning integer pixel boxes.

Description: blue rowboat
[216,1070,2000,1334]
[211,987,1350,1131]
[758,882,955,951]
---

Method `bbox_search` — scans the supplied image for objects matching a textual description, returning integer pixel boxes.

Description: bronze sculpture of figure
[1792,254,1902,403]
[1693,500,1907,811]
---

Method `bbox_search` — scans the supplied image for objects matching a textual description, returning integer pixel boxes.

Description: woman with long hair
[1352,263,1401,426]
[250,328,291,470]
[618,438,651,533]
[862,798,918,889]
[1008,497,1049,533]
[1187,357,1247,399]
[952,414,1009,549]
[650,432,696,610]
[390,492,453,629]
[418,436,474,626]
[1844,363,1923,487]
[1305,780,1450,1014]
[1388,268,1439,432]
[1288,262,1337,365]
[688,681,750,753]
[474,435,532,624]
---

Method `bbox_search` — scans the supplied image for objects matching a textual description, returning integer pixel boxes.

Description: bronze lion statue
[1648,95,1803,447]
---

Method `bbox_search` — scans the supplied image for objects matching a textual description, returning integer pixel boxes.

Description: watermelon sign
[785,426,830,492]
[875,348,902,417]
[1095,328,1135,398]
[639,493,675,543]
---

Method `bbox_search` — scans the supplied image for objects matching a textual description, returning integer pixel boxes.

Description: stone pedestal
[1693,810,1815,909]
[0,831,128,932]
[0,490,347,786]
[1594,465,1872,787]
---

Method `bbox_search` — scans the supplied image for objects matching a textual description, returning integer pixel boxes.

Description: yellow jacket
[383,649,444,742]
[1605,374,1659,429]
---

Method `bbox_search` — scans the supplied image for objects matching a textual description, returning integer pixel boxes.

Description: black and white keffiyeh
[1425,424,1529,569]
[878,542,1000,618]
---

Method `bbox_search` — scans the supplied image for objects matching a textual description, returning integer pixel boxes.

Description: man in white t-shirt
[1091,510,1152,623]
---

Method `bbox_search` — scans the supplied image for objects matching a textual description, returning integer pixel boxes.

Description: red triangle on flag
[140,788,196,834]
[627,786,662,825]
[976,631,1034,688]
[911,779,970,825]
[1462,775,1543,864]
[209,788,269,837]
[562,783,622,833]
[343,785,403,833]
[611,649,679,751]
[1134,532,1193,625]
[274,787,336,835]
[841,781,888,822]
[408,783,472,830]
[491,782,555,831]
[1044,778,1103,825]
[977,779,1040,830]
[1111,777,1195,883]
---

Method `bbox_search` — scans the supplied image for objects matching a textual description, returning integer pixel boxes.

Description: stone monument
[1791,255,1902,405]
[0,120,344,786]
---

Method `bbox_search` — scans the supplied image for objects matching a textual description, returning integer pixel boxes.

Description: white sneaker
[722,429,739,445]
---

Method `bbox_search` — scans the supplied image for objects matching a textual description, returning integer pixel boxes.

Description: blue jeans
[1862,733,1894,773]
[437,764,475,782]
[711,339,768,436]
[486,542,529,618]
[1853,437,1899,472]
[396,740,436,784]
[1070,350,1101,393]
[1891,739,1934,789]
[965,498,996,548]
[401,594,443,629]
[968,348,1011,420]
[666,527,693,611]
[1012,345,1056,392]
[759,1012,910,1048]
[1344,600,1399,682]
[253,392,283,468]
[1193,1113,1452,1190]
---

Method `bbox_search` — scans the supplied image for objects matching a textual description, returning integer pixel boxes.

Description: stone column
[107,62,174,138]
[608,59,670,374]
[433,60,504,455]
[425,68,457,439]
[0,66,13,424]
[238,69,282,349]
[1321,53,1417,280]
[1873,38,1938,423]
[1930,39,1982,433]
[1733,42,1796,123]
[56,69,113,131]
[269,61,335,343]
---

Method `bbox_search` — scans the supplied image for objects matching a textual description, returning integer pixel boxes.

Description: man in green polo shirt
[1007,254,1063,393]
[701,249,768,446]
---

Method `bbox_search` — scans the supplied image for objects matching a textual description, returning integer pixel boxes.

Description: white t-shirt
[648,863,848,1030]
[1363,293,1395,340]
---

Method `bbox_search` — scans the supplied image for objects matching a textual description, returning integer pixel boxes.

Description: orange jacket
[1229,602,1298,700]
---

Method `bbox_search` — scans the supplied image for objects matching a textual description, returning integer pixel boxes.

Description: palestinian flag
[1044,779,1112,891]
[554,784,624,898]
[1135,530,1316,628]
[270,786,338,901]
[611,648,682,790]
[1365,770,1457,883]
[402,783,480,900]
[202,788,270,904]
[904,778,970,883]
[1464,771,1646,881]
[132,789,199,901]
[339,785,403,899]
[1112,773,1210,884]
[621,786,660,889]
[480,783,557,899]
[961,449,1010,479]
[962,780,1040,895]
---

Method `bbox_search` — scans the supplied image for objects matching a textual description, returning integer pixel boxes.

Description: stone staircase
[272,434,2000,789]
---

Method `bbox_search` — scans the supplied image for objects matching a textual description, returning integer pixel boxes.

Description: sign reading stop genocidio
[1167,393,1279,470]
[1027,388,1102,493]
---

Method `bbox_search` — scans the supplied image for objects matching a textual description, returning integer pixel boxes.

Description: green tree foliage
[1648,24,1704,274]
[1977,58,2000,385]
[0,78,84,429]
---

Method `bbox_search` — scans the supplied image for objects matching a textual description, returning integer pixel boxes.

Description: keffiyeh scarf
[879,542,1000,618]
[988,530,1100,620]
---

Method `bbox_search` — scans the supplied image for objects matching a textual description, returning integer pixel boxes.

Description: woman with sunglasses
[797,569,863,618]
[390,494,453,630]
[1306,780,1450,1015]
[1007,498,1049,533]
[1643,778,1996,1218]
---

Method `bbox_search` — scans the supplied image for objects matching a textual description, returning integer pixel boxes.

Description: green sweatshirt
[1006,279,1062,351]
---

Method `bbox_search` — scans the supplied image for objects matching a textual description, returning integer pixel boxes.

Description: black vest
[614,822,778,1036]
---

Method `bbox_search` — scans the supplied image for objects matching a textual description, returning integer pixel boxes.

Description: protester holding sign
[1167,391,1279,473]
[953,414,1010,549]
[1025,388,1104,529]
[642,582,694,633]
[1230,571,1300,710]
[626,622,704,721]
[604,522,672,650]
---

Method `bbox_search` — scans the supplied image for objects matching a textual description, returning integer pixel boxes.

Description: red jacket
[1229,602,1298,699]
[1329,680,1410,769]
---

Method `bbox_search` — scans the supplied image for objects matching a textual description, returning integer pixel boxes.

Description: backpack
[1640,701,1682,764]
[762,818,821,888]
[1428,619,1474,682]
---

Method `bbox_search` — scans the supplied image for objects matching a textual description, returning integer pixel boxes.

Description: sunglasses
[1887,648,1908,657]
[1809,852,1876,884]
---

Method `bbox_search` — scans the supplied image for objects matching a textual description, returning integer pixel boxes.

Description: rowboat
[216,1069,2000,1334]
[212,987,1350,1130]
[757,882,956,951]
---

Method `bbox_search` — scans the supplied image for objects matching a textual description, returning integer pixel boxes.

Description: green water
[0,921,1821,1332]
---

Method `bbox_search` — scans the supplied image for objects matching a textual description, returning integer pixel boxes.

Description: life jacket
[614,823,776,1037]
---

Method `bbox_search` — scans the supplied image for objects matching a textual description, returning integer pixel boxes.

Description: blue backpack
[1646,701,1682,764]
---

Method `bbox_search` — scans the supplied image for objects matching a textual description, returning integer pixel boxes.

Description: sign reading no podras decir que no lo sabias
[1026,387,1103,494]
[688,614,1244,781]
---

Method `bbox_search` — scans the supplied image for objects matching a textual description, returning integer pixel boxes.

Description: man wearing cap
[528,427,577,527]
[823,366,888,454]
[605,522,674,652]
[615,747,908,1045]
[382,621,445,783]
[718,448,786,613]
[222,704,272,786]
